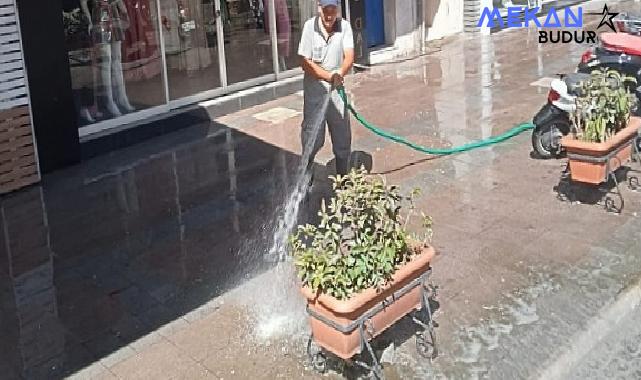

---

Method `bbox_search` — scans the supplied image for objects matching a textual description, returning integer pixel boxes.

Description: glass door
[220,0,275,84]
[159,0,223,100]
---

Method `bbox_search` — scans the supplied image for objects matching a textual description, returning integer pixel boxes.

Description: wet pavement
[4,0,641,378]
[566,301,641,380]
[0,122,317,379]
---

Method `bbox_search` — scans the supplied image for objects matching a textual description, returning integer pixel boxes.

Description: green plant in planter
[571,68,637,143]
[289,167,433,301]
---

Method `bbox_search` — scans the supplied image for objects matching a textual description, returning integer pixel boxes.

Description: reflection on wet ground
[2,2,637,377]
[0,121,332,379]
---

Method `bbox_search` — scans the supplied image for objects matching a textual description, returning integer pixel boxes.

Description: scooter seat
[600,33,641,56]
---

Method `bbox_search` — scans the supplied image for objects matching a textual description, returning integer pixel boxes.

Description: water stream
[253,91,333,340]
[266,91,332,262]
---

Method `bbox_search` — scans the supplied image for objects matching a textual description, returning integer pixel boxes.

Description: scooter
[578,12,641,92]
[532,14,641,159]
[531,73,590,158]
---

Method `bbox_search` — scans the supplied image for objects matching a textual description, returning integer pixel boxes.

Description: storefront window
[63,0,318,128]
[269,0,316,71]
[222,0,274,84]
[160,0,222,100]
[63,0,166,126]
[491,0,546,17]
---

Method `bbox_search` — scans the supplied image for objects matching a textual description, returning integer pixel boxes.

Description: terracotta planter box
[301,246,435,360]
[561,117,641,185]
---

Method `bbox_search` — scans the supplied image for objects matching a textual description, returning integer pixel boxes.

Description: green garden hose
[337,87,534,155]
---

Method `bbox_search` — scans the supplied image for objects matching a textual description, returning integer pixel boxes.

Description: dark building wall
[16,0,81,173]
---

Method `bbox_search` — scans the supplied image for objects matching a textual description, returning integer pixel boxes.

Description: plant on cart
[561,68,641,210]
[570,68,637,143]
[289,167,433,301]
[288,167,437,377]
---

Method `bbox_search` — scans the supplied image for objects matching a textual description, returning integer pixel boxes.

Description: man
[297,0,355,179]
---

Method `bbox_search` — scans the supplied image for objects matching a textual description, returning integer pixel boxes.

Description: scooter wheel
[531,119,569,159]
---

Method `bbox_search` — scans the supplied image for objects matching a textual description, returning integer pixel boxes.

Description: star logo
[587,5,619,32]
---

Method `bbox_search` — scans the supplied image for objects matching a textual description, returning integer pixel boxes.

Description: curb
[535,274,641,380]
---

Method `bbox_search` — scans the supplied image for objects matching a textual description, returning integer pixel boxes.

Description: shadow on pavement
[0,120,328,379]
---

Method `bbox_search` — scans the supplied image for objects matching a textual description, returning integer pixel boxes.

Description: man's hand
[300,57,345,88]
[330,71,344,88]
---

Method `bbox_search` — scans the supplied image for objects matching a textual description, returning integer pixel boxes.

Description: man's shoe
[335,157,350,177]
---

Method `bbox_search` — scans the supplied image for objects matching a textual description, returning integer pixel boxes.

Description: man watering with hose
[298,0,355,184]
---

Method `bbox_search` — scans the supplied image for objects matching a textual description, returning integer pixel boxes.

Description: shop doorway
[365,0,384,47]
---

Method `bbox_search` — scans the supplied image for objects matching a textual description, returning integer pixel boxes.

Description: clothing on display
[91,0,129,44]
[247,0,263,28]
[220,0,230,26]
[122,0,162,81]
[160,0,181,54]
[160,0,212,73]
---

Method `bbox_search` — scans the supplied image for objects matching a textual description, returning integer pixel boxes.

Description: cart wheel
[629,176,639,191]
[307,335,327,373]
[427,282,439,299]
[367,364,385,380]
[604,196,621,213]
[416,330,438,360]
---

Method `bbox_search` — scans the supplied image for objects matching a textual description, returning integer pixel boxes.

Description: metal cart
[305,268,438,379]
[558,135,641,213]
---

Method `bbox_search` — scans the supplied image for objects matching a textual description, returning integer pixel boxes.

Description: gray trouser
[301,90,351,175]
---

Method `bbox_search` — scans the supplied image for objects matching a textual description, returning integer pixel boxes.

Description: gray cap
[319,0,339,8]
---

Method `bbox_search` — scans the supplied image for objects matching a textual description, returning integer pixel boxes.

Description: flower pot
[561,117,641,185]
[301,246,436,360]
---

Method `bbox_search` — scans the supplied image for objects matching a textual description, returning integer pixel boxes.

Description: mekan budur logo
[477,4,619,44]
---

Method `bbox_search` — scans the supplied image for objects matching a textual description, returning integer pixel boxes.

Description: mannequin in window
[80,0,136,118]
